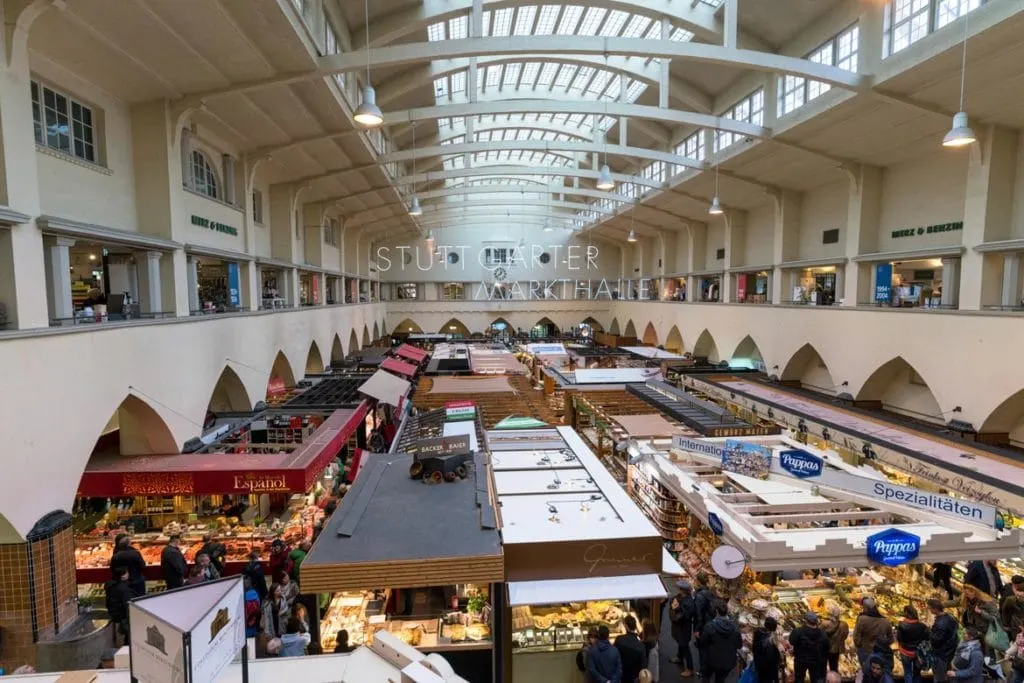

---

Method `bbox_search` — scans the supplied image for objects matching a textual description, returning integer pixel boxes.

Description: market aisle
[659,601,740,683]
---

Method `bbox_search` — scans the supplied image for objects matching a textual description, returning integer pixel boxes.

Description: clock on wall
[447,251,460,264]
[539,252,551,264]
[493,267,508,282]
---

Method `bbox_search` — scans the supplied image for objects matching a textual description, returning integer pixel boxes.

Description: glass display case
[511,599,636,654]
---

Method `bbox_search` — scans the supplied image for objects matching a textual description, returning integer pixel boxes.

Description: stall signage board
[707,512,724,537]
[225,263,241,307]
[190,214,238,237]
[671,436,725,459]
[866,528,920,567]
[417,435,472,456]
[777,449,825,479]
[890,222,963,240]
[768,451,998,527]
[526,343,567,355]
[445,400,476,421]
[721,440,772,480]
[874,263,893,303]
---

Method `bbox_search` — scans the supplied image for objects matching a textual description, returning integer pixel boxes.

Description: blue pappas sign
[226,262,241,307]
[777,450,824,479]
[866,528,920,567]
[874,263,893,303]
[707,512,724,537]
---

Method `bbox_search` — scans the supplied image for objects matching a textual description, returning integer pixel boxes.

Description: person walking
[198,534,227,577]
[960,585,1000,654]
[789,612,828,683]
[243,577,262,639]
[587,625,623,683]
[965,560,1004,600]
[699,603,742,683]
[692,573,717,678]
[242,549,268,601]
[104,566,135,646]
[160,534,188,590]
[928,598,960,683]
[1002,576,1024,635]
[334,629,355,654]
[946,627,984,683]
[577,627,599,677]
[268,539,293,579]
[669,580,696,676]
[278,572,299,613]
[753,617,783,683]
[854,597,893,670]
[110,535,146,597]
[641,619,660,683]
[897,605,930,683]
[191,553,219,583]
[279,617,311,657]
[614,615,647,683]
[822,604,850,674]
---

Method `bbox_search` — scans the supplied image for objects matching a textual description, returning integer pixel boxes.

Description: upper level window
[252,190,264,224]
[883,0,982,57]
[715,89,763,152]
[325,217,338,246]
[778,24,859,117]
[190,150,220,199]
[31,80,96,163]
[484,248,510,266]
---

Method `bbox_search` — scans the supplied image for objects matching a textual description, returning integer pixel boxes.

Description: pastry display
[512,599,639,652]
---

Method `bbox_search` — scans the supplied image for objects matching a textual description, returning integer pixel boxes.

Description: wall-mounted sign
[191,215,238,237]
[874,263,893,303]
[671,436,724,459]
[226,262,241,307]
[866,528,920,567]
[231,474,288,493]
[778,449,824,479]
[890,222,963,240]
[417,435,471,456]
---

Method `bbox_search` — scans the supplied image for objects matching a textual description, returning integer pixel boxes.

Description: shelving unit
[628,463,687,555]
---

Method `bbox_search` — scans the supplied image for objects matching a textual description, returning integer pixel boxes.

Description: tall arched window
[191,150,219,199]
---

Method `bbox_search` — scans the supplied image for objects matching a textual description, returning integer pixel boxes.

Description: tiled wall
[0,520,78,672]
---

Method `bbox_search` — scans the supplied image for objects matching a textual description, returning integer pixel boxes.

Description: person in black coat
[198,534,227,576]
[964,560,1004,600]
[897,605,930,683]
[109,536,146,597]
[614,615,647,683]
[753,618,783,683]
[693,572,717,677]
[789,612,829,683]
[160,534,188,589]
[699,602,742,683]
[670,580,697,675]
[242,550,268,601]
[927,599,960,683]
[105,566,135,645]
[932,564,955,601]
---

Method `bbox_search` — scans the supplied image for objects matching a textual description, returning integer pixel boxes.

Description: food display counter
[510,599,637,653]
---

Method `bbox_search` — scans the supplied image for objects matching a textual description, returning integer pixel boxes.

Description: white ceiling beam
[393,164,666,190]
[360,210,665,236]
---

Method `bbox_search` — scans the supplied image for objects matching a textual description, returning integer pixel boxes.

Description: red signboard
[395,344,428,364]
[736,274,748,303]
[266,377,287,397]
[444,400,475,409]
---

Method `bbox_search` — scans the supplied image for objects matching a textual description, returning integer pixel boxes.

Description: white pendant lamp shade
[543,219,554,232]
[424,229,435,252]
[354,85,384,128]
[626,227,637,242]
[596,164,614,190]
[518,237,526,248]
[942,111,976,148]
[708,196,724,215]
[409,194,423,216]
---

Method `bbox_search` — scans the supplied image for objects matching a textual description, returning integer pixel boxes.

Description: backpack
[915,641,934,672]
[245,596,261,631]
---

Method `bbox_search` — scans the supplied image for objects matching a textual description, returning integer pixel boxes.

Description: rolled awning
[358,369,411,407]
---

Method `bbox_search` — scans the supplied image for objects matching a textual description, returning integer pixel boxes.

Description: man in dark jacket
[964,560,1003,599]
[693,572,717,677]
[854,598,893,670]
[588,625,623,683]
[1000,575,1024,634]
[110,536,146,597]
[928,598,960,683]
[160,534,188,589]
[699,602,742,683]
[198,534,227,576]
[670,580,697,676]
[105,567,135,645]
[242,549,268,601]
[789,612,829,683]
[754,617,783,683]
[897,605,930,683]
[614,615,646,683]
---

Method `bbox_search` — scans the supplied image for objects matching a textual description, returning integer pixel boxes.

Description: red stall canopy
[380,356,418,378]
[77,403,369,497]
[395,344,428,364]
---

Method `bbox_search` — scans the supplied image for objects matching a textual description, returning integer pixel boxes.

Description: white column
[1001,253,1022,308]
[722,210,746,303]
[844,165,882,306]
[941,258,960,309]
[319,272,327,305]
[771,190,801,304]
[285,267,299,307]
[136,251,164,314]
[833,267,844,306]
[723,0,739,48]
[43,237,75,322]
[186,255,200,312]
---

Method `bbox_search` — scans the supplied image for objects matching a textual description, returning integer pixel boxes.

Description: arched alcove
[692,329,720,363]
[361,325,371,346]
[665,325,684,353]
[394,318,423,334]
[857,357,943,424]
[305,341,324,375]
[348,329,360,354]
[330,334,345,364]
[623,320,637,338]
[490,317,513,335]
[642,322,658,345]
[730,335,764,371]
[609,317,620,335]
[372,321,380,341]
[440,318,471,337]
[581,317,604,332]
[267,350,296,399]
[93,394,178,456]
[780,343,836,393]
[979,388,1024,446]
[207,366,252,414]
[533,317,559,336]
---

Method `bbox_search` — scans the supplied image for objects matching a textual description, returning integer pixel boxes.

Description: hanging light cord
[958,9,969,111]
[364,0,371,85]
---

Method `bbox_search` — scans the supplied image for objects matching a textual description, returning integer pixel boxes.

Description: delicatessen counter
[511,599,639,652]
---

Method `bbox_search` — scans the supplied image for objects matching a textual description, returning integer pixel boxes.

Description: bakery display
[511,599,639,652]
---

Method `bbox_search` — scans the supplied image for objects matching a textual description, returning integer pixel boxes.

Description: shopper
[110,536,146,597]
[279,617,310,657]
[960,585,1000,651]
[1001,576,1024,635]
[932,564,956,601]
[269,539,293,579]
[334,629,355,654]
[1005,622,1024,683]
[965,560,1004,600]
[587,625,623,683]
[615,615,647,683]
[693,572,716,678]
[288,540,311,583]
[822,604,850,673]
[262,584,287,640]
[854,597,893,670]
[244,577,261,639]
[873,633,896,674]
[669,580,696,676]
[789,612,828,683]
[699,602,742,683]
[160,534,188,590]
[928,598,960,683]
[199,534,227,576]
[947,627,984,683]
[753,617,783,683]
[242,549,268,602]
[191,553,220,583]
[863,654,896,683]
[641,619,660,683]
[278,572,299,612]
[105,566,135,646]
[897,605,930,683]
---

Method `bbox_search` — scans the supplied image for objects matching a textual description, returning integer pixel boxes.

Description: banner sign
[445,400,476,421]
[417,435,472,456]
[866,528,920,567]
[874,263,893,303]
[671,436,725,459]
[736,274,747,302]
[769,448,997,527]
[226,262,241,307]
[722,439,772,480]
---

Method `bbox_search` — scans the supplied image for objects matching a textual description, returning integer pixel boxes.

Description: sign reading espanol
[445,400,476,421]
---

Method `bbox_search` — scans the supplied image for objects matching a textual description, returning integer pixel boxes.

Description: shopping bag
[916,642,935,671]
[985,621,1010,653]
[739,662,759,683]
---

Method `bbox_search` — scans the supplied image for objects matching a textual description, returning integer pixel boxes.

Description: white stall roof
[573,368,662,384]
[508,572,668,606]
[443,420,478,452]
[493,469,599,495]
[622,347,686,359]
[358,369,410,406]
[491,449,582,471]
[662,547,686,576]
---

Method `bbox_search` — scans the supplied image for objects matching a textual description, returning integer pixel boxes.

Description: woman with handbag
[961,585,1007,656]
[946,627,985,683]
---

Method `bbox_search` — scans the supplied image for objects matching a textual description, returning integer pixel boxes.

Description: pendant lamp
[354,0,383,128]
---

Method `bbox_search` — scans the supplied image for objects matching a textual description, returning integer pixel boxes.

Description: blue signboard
[707,512,724,537]
[226,262,241,307]
[874,263,893,303]
[778,449,824,479]
[866,528,920,567]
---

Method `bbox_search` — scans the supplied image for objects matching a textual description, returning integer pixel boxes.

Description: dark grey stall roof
[628,381,757,433]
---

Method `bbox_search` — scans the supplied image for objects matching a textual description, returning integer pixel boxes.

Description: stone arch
[642,322,658,345]
[94,394,179,456]
[490,317,513,334]
[207,366,252,414]
[440,318,471,337]
[664,325,684,353]
[533,317,560,336]
[609,318,621,335]
[305,341,325,375]
[362,325,371,346]
[780,343,836,394]
[692,329,720,363]
[856,356,943,424]
[394,318,423,334]
[623,320,637,338]
[372,321,380,341]
[268,350,296,398]
[978,388,1024,445]
[581,316,604,332]
[730,335,764,371]
[331,334,345,364]
[349,328,360,353]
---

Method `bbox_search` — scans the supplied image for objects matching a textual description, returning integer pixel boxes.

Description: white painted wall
[705,220,726,267]
[877,151,967,252]
[1009,134,1024,239]
[800,180,848,260]
[743,203,775,266]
